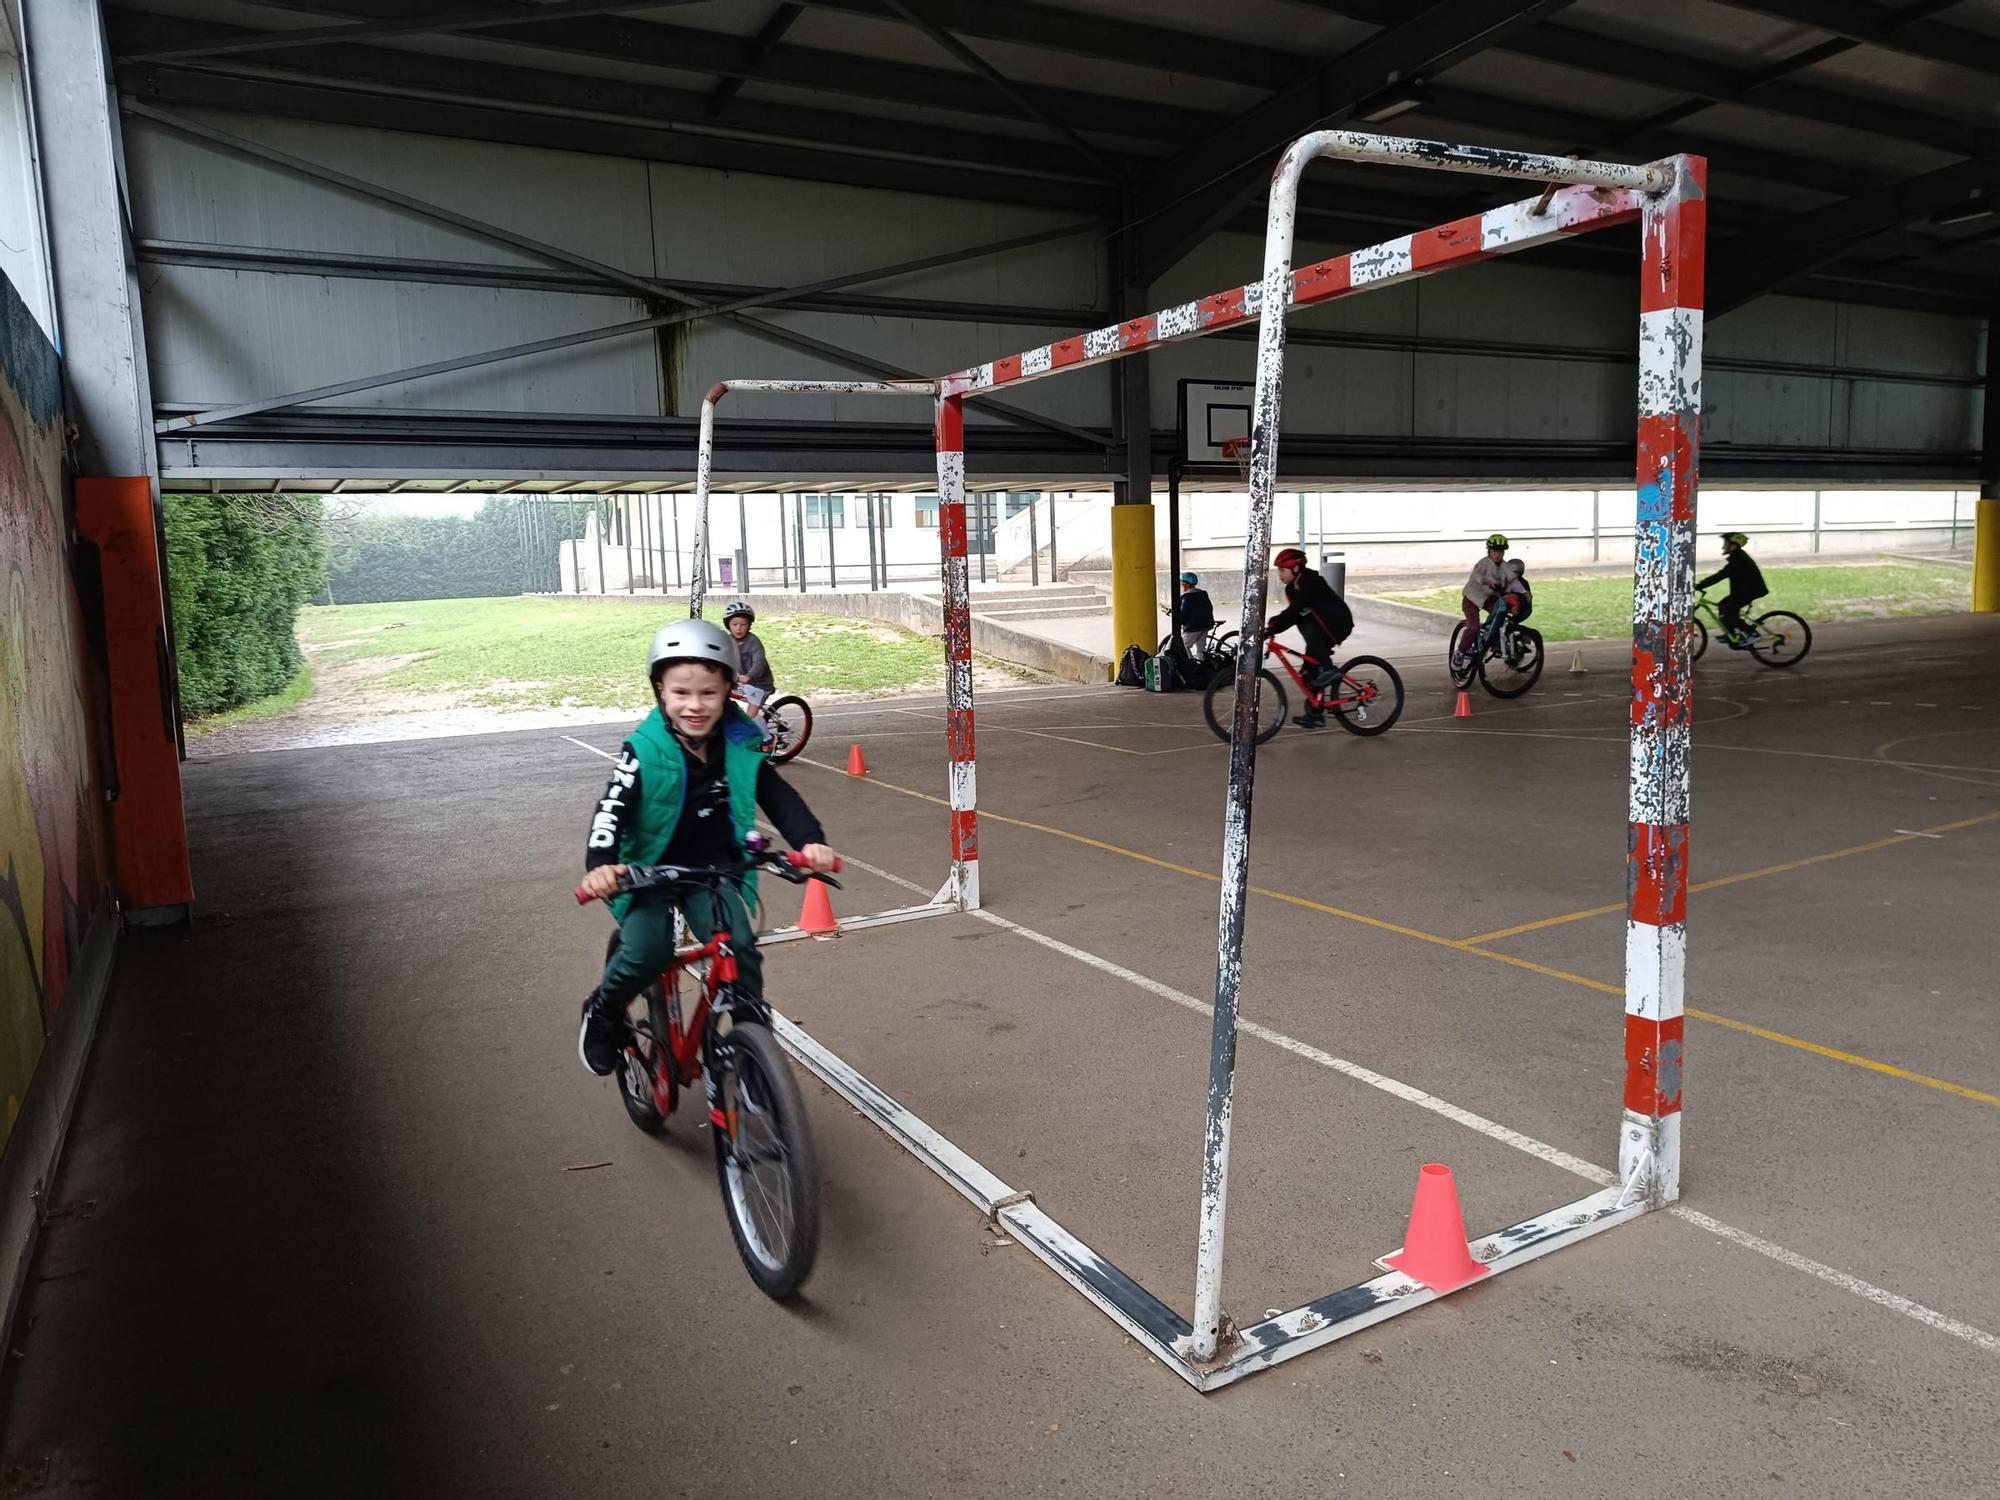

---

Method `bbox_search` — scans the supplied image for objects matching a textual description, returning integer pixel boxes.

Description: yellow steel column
[1974,498,2000,612]
[1109,502,1158,661]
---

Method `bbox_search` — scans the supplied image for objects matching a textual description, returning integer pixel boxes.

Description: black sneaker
[578,989,621,1076]
[1292,711,1327,729]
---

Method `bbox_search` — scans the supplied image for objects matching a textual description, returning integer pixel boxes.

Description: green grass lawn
[295,597,957,708]
[1380,560,1972,642]
[184,666,314,738]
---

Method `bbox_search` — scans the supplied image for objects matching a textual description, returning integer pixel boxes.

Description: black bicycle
[576,838,841,1298]
[1449,611,1545,698]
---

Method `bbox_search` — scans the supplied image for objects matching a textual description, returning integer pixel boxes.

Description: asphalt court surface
[7,613,1996,1497]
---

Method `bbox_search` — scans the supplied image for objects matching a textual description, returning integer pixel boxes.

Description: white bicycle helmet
[647,617,740,683]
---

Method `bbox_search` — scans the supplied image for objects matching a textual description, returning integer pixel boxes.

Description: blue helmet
[1178,571,1199,586]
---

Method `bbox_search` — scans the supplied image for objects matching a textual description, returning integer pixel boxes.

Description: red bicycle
[575,837,842,1298]
[1203,637,1404,742]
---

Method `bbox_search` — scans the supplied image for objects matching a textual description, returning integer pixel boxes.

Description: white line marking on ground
[1667,1208,2000,1355]
[559,738,2000,1356]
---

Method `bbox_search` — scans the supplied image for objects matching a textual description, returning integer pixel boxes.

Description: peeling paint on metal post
[690,383,724,617]
[1626,156,1706,1207]
[935,393,981,911]
[1189,138,1316,1367]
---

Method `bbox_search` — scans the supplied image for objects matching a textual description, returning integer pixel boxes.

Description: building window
[913,495,940,528]
[806,494,845,529]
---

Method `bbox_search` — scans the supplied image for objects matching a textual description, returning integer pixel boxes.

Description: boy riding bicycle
[1697,532,1767,648]
[723,600,775,710]
[576,618,838,1076]
[1267,547,1354,729]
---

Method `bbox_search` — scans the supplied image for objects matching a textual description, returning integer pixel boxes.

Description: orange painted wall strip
[71,478,193,913]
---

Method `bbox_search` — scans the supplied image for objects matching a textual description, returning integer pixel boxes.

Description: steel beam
[1129,0,1580,281]
[124,103,1109,449]
[1710,0,2000,79]
[115,1,695,65]
[881,0,1120,179]
[132,241,1102,325]
[706,2,803,117]
[1712,154,2000,316]
[23,0,158,480]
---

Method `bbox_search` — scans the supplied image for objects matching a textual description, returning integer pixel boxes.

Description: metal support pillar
[1977,312,2000,612]
[1167,460,1183,593]
[867,493,882,589]
[796,494,808,594]
[1049,490,1059,581]
[569,497,580,592]
[738,493,751,592]
[1028,497,1039,587]
[593,499,606,595]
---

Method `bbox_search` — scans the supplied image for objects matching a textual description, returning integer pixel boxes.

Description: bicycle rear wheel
[1748,610,1811,667]
[712,1021,819,1299]
[1204,666,1286,743]
[1328,655,1404,736]
[762,695,813,764]
[1479,626,1544,698]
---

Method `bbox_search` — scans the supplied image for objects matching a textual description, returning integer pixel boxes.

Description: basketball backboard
[1178,379,1252,466]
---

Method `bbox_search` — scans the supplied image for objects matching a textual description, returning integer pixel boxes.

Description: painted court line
[1461,810,2000,944]
[810,842,2000,1358]
[784,756,2000,1110]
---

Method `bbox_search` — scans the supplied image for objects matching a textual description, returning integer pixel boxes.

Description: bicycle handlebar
[574,850,844,905]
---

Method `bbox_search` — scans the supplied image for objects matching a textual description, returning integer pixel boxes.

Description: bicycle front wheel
[762,695,813,764]
[712,1021,819,1299]
[1328,655,1404,736]
[1748,610,1811,667]
[1447,625,1478,688]
[1690,616,1710,662]
[1479,627,1544,698]
[1204,666,1286,743]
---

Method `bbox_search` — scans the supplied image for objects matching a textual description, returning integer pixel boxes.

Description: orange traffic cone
[1453,689,1473,718]
[1384,1164,1489,1293]
[799,877,840,938]
[846,744,869,776]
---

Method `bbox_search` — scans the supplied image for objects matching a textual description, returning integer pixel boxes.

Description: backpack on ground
[1145,649,1185,693]
[1116,644,1149,687]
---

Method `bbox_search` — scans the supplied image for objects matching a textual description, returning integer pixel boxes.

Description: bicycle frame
[1265,639,1365,711]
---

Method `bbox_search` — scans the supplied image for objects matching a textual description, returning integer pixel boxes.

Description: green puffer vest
[613,704,766,920]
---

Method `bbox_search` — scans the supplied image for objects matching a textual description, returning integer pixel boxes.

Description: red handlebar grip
[784,852,844,873]
[574,886,592,905]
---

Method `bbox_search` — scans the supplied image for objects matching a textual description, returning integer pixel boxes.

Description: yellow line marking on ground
[795,758,2000,1110]
[1460,810,2000,944]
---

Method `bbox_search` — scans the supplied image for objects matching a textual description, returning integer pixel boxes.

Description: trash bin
[1320,550,1346,595]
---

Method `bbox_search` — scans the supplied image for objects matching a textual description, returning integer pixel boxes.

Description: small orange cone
[1453,689,1473,718]
[799,877,840,938]
[1384,1163,1489,1293]
[846,744,869,776]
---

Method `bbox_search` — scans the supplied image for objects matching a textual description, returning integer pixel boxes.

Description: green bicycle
[1690,592,1811,667]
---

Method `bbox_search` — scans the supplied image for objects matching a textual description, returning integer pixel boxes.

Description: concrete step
[973,604,1113,621]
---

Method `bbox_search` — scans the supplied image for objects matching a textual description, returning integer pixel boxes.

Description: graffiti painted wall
[0,268,111,1153]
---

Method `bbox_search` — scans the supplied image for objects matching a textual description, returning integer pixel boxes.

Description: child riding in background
[722,601,774,708]
[575,618,837,1077]
[1174,571,1216,661]
[1456,533,1511,669]
[1696,532,1767,648]
[1267,547,1354,730]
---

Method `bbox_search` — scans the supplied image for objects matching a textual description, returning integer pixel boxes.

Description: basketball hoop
[1220,436,1253,485]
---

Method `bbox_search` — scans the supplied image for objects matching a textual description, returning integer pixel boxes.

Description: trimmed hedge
[164,494,327,718]
[325,498,582,604]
